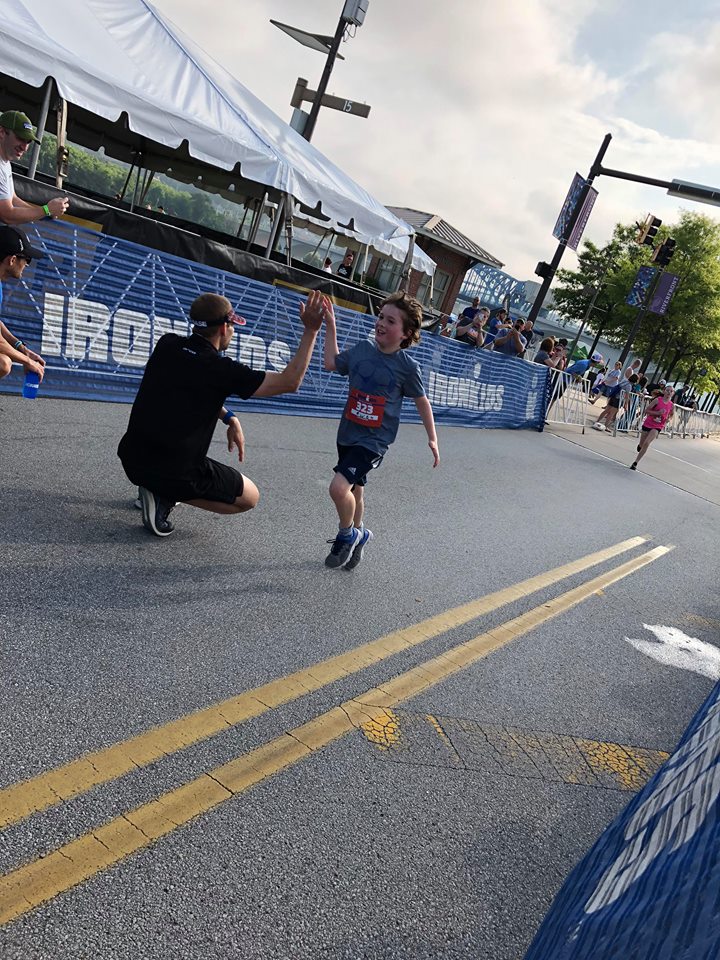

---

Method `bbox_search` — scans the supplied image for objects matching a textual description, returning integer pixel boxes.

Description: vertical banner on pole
[648,273,679,315]
[625,266,657,308]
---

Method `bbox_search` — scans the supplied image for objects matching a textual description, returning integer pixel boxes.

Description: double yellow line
[0,536,671,925]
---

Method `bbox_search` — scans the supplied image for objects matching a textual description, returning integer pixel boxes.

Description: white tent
[0,0,435,273]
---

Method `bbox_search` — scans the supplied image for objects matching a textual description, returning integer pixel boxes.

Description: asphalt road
[1,394,719,960]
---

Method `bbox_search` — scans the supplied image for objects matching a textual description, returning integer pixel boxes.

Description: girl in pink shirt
[630,385,675,471]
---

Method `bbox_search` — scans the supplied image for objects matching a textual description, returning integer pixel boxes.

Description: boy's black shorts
[334,444,384,487]
[121,455,244,504]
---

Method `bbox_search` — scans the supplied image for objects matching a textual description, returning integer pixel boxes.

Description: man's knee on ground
[0,356,12,379]
[233,483,260,513]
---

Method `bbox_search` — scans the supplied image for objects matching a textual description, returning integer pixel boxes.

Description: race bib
[344,388,386,427]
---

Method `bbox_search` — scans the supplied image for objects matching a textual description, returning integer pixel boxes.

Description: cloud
[152,0,720,282]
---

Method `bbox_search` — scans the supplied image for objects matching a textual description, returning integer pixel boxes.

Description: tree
[552,212,720,385]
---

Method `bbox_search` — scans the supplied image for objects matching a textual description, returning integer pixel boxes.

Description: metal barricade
[545,370,591,429]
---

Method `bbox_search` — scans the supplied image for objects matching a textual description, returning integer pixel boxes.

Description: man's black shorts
[334,444,384,487]
[121,455,244,504]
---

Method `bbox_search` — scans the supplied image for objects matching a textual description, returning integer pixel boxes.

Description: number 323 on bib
[344,388,386,427]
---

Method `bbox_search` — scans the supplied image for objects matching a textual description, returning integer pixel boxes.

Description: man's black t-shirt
[118,333,265,479]
[336,262,353,278]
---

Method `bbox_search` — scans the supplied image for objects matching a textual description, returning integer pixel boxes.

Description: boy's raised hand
[299,289,329,332]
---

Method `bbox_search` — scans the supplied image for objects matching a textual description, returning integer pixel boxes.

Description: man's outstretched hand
[299,290,331,332]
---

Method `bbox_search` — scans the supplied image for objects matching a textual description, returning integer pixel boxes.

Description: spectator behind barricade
[634,374,648,395]
[0,111,70,226]
[459,297,483,324]
[521,319,536,350]
[493,316,527,358]
[647,377,666,398]
[335,251,354,279]
[549,339,568,370]
[0,225,47,385]
[554,339,569,370]
[587,364,605,391]
[482,308,508,348]
[533,337,563,368]
[592,373,638,432]
[455,306,490,348]
[322,257,333,273]
[438,314,456,338]
[624,358,642,380]
[590,359,622,403]
[564,351,603,379]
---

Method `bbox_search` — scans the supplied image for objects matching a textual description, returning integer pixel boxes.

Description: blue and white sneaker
[325,527,360,568]
[344,527,373,571]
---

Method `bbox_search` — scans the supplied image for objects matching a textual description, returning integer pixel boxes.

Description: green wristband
[42,204,51,218]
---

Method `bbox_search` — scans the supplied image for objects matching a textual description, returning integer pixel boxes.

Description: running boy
[322,291,440,569]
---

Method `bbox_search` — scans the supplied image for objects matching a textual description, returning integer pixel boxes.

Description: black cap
[0,225,45,261]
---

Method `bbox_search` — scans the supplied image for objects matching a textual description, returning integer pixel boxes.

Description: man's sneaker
[139,486,175,537]
[630,462,637,471]
[344,528,373,571]
[592,422,606,431]
[325,528,360,568]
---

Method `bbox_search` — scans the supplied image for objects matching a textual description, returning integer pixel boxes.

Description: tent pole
[360,242,370,284]
[399,233,415,290]
[55,98,69,189]
[130,156,144,212]
[28,78,53,181]
[236,200,251,239]
[118,160,135,203]
[284,198,295,267]
[246,191,268,250]
[140,170,155,205]
[264,195,286,258]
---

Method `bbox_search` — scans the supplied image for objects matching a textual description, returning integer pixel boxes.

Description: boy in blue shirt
[322,291,440,569]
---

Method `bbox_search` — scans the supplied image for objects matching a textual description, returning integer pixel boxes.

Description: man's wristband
[42,204,52,218]
[13,340,24,350]
[222,410,236,425]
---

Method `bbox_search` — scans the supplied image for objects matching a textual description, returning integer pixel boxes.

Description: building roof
[387,207,504,269]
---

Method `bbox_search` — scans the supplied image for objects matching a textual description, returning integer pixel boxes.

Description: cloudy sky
[152,0,720,281]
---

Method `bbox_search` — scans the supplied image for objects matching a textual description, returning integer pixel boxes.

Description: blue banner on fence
[525,680,720,960]
[0,221,547,430]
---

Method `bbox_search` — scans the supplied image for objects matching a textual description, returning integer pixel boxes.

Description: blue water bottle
[22,370,40,399]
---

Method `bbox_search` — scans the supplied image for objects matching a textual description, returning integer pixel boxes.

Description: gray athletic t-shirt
[335,339,425,455]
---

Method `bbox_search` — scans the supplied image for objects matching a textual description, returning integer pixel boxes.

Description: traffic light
[535,261,551,279]
[652,237,677,267]
[636,214,662,246]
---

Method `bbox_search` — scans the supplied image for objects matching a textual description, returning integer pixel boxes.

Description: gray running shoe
[325,528,360,568]
[344,528,374,571]
[139,486,175,537]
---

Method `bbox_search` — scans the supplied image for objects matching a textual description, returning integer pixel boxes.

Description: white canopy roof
[0,0,433,268]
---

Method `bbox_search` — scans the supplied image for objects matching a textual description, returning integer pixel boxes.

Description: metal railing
[614,393,720,440]
[545,370,591,428]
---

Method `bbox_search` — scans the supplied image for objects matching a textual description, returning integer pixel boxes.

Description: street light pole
[302,14,346,142]
[526,133,612,326]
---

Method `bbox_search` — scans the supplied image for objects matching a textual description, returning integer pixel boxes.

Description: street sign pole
[302,15,346,142]
[526,133,612,326]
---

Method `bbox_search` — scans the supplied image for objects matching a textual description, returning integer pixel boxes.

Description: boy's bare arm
[414,395,440,467]
[323,297,340,372]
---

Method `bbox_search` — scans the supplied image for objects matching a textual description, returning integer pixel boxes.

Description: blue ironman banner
[524,680,720,960]
[0,221,547,430]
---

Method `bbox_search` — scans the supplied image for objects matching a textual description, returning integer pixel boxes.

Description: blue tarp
[1,222,548,430]
[525,680,720,960]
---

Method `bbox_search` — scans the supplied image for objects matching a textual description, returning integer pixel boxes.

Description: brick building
[366,207,503,316]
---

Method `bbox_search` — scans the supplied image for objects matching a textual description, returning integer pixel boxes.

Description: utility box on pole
[342,0,369,26]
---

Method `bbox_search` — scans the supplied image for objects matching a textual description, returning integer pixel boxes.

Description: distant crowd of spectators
[437,298,538,359]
